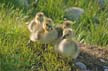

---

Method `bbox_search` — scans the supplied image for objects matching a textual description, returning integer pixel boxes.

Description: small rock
[104,66,108,71]
[15,0,29,8]
[15,0,39,9]
[75,62,87,70]
[104,69,108,71]
[104,66,108,69]
[64,7,84,21]
[100,59,106,63]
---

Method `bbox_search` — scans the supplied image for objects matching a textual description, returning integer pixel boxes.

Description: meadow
[0,0,108,71]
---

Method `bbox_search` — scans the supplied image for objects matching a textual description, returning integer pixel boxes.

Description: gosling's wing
[28,19,43,33]
[27,19,36,32]
[70,40,80,59]
[59,40,80,59]
[39,29,58,44]
[30,29,44,42]
[64,40,79,54]
[36,28,45,40]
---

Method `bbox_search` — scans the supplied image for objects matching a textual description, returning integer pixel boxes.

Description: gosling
[56,20,72,30]
[27,12,45,33]
[30,17,58,44]
[57,28,80,60]
[53,20,73,46]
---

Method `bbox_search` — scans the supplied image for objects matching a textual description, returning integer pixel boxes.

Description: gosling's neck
[34,19,41,24]
[43,29,49,33]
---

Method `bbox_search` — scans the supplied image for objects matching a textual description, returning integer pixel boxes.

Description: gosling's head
[35,12,45,23]
[43,18,54,32]
[62,28,74,39]
[62,20,73,29]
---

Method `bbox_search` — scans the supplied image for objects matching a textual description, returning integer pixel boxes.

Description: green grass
[0,0,108,71]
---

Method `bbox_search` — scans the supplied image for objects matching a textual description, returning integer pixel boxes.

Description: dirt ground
[76,44,108,71]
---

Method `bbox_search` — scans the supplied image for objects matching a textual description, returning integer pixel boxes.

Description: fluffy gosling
[30,17,58,44]
[27,12,45,33]
[57,28,80,70]
[58,28,79,59]
[53,20,73,47]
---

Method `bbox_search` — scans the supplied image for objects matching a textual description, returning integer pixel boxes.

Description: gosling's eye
[46,23,49,26]
[46,23,51,27]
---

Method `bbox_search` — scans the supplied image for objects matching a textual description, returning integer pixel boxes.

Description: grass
[0,0,108,71]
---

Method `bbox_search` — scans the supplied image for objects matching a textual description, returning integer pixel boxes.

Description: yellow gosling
[27,12,45,33]
[56,28,80,70]
[30,17,58,44]
[57,28,80,60]
[53,20,73,47]
[34,12,45,24]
